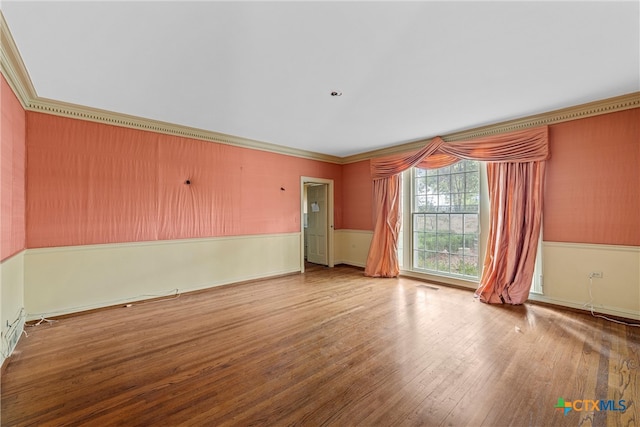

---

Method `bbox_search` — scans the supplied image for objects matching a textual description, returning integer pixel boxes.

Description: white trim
[25,232,301,255]
[543,241,640,253]
[300,177,335,272]
[1,10,637,165]
[0,11,37,108]
[341,93,640,164]
[28,97,343,164]
[403,162,485,283]
[527,294,640,321]
[0,248,27,264]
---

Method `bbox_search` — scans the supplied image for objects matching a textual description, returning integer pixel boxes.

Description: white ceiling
[2,1,639,157]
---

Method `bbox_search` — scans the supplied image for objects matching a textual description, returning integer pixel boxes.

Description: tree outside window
[412,160,480,278]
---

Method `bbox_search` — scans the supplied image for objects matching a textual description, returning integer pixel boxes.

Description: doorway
[300,177,334,273]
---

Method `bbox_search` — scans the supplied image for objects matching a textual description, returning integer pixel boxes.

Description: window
[411,160,480,278]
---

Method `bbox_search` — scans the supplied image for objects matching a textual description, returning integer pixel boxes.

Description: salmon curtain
[364,136,444,277]
[365,126,549,304]
[475,161,545,304]
[364,175,402,277]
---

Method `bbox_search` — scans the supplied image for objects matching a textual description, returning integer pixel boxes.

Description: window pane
[426,176,437,194]
[413,231,424,249]
[465,161,479,172]
[436,251,450,271]
[424,232,437,251]
[415,195,427,212]
[451,173,466,194]
[463,233,478,253]
[450,192,465,212]
[465,171,479,193]
[415,176,427,195]
[426,195,438,212]
[438,175,451,194]
[438,165,451,175]
[450,214,463,234]
[437,215,450,233]
[465,193,479,212]
[413,250,425,269]
[437,233,450,252]
[425,251,437,270]
[461,256,478,276]
[464,214,478,233]
[424,214,436,231]
[410,161,480,278]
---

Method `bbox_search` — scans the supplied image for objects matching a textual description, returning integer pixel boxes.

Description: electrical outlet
[589,271,603,279]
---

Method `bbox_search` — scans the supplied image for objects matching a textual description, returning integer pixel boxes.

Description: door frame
[300,176,334,273]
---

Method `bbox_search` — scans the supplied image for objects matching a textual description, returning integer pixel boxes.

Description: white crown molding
[0,11,342,164]
[341,92,640,164]
[27,97,344,164]
[0,11,36,108]
[2,11,638,165]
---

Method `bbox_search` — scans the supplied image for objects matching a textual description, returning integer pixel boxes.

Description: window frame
[399,161,544,295]
[399,162,489,287]
[411,161,481,279]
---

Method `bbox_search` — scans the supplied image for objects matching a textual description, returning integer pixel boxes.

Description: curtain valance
[370,126,549,179]
[364,126,549,306]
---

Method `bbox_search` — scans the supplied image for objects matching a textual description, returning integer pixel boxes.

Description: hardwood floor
[2,265,638,426]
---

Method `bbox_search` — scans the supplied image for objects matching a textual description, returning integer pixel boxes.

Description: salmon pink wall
[26,112,342,248]
[340,109,640,246]
[544,108,639,246]
[21,104,640,249]
[1,75,26,261]
[342,160,373,230]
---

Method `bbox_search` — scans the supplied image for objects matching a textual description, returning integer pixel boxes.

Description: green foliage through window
[412,160,480,278]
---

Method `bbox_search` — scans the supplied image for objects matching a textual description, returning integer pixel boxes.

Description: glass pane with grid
[412,160,480,278]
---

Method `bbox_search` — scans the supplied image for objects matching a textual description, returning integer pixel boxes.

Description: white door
[306,184,328,265]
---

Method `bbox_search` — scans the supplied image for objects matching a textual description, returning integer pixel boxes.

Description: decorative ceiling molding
[0,11,342,164]
[27,97,344,164]
[2,11,638,166]
[341,91,640,164]
[0,11,36,108]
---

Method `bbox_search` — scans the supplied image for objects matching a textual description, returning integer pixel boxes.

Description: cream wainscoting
[23,233,300,320]
[531,241,640,320]
[334,229,373,268]
[0,251,25,364]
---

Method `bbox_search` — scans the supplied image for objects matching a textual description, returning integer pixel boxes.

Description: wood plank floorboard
[1,265,638,426]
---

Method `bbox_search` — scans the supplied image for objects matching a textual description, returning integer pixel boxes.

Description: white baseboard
[528,293,640,321]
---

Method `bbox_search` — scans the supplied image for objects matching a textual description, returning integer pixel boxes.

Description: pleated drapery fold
[365,126,549,305]
[475,161,545,304]
[364,175,401,277]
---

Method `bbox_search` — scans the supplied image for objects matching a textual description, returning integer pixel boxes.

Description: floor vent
[417,284,439,291]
